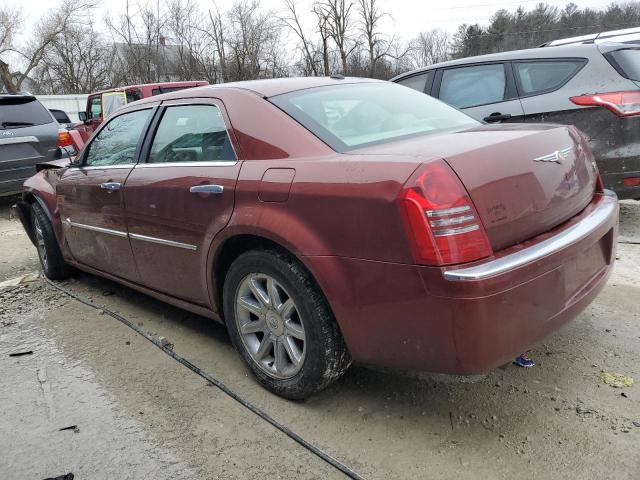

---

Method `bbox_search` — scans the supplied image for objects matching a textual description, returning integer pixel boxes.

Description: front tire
[30,203,72,280]
[223,249,350,399]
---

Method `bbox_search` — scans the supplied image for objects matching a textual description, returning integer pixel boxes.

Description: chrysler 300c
[15,77,618,399]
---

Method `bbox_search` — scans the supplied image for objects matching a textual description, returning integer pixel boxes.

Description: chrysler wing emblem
[533,147,572,164]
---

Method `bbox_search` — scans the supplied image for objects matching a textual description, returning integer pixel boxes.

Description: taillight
[622,177,640,187]
[58,129,73,148]
[570,91,640,117]
[397,160,493,266]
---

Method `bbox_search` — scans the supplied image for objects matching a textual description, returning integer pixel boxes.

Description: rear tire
[30,203,72,280]
[223,249,351,399]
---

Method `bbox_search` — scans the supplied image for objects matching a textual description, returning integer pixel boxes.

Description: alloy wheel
[33,215,48,270]
[235,273,306,379]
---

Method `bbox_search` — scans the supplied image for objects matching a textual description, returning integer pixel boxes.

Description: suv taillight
[570,91,640,117]
[397,160,493,266]
[58,129,73,148]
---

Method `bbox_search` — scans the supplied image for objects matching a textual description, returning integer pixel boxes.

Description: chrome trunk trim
[0,135,39,146]
[443,191,618,281]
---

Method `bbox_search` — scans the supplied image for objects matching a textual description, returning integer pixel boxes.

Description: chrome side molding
[64,218,197,250]
[63,218,128,238]
[444,191,618,281]
[129,233,197,250]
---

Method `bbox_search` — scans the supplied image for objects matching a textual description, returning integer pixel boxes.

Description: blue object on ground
[513,354,535,368]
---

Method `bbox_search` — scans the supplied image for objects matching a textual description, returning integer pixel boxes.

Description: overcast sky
[7,0,617,43]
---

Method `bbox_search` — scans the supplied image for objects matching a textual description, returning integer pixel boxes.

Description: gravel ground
[1,194,639,480]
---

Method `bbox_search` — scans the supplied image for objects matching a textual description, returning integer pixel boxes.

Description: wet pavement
[1,195,639,479]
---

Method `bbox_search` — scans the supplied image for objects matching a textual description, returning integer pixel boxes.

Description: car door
[56,106,155,281]
[433,62,524,123]
[123,99,242,306]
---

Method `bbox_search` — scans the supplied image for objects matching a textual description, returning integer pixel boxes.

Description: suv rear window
[514,60,585,96]
[0,97,53,129]
[605,49,640,81]
[270,83,478,152]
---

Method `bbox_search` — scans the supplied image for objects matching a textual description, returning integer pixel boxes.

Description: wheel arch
[17,192,51,246]
[209,232,342,332]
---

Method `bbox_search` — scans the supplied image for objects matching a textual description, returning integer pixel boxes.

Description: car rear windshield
[606,48,640,81]
[269,83,479,152]
[0,97,53,129]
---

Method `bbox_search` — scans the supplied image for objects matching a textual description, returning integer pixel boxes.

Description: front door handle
[190,184,224,194]
[483,112,512,123]
[100,182,121,191]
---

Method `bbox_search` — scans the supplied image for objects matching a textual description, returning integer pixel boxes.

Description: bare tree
[34,21,113,94]
[358,0,387,77]
[105,0,168,84]
[223,1,287,81]
[283,0,318,76]
[206,3,228,82]
[409,29,450,68]
[319,0,357,74]
[166,0,218,82]
[0,1,94,93]
[312,1,331,75]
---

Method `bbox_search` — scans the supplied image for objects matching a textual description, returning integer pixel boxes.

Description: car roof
[155,76,384,100]
[391,42,616,81]
[90,81,208,96]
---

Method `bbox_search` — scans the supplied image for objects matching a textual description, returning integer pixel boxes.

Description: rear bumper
[307,191,618,374]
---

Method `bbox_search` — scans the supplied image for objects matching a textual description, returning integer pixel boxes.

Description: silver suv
[392,29,640,199]
[0,94,69,197]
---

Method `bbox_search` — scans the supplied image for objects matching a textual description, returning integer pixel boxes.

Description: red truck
[75,81,209,142]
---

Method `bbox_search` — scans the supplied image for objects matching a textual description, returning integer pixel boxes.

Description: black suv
[0,94,70,197]
[392,30,640,199]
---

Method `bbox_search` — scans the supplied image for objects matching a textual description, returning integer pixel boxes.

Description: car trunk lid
[352,123,598,251]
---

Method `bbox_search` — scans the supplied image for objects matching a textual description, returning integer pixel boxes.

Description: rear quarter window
[605,49,640,81]
[0,98,53,129]
[396,71,434,93]
[514,60,585,96]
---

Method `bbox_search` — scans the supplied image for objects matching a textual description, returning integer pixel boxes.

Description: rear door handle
[100,182,121,191]
[483,112,512,123]
[190,184,224,194]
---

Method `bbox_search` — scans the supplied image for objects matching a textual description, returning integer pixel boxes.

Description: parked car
[15,78,617,399]
[49,108,75,129]
[391,30,640,199]
[75,81,209,141]
[0,94,75,197]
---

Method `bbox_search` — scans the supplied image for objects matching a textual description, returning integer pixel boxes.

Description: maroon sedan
[15,77,618,399]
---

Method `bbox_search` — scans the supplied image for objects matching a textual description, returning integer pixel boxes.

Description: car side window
[439,64,506,108]
[148,105,236,164]
[514,60,585,96]
[84,109,151,167]
[396,71,433,93]
[89,97,102,119]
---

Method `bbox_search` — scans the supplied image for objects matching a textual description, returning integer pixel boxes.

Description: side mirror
[78,111,87,122]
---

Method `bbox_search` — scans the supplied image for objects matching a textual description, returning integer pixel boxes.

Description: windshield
[270,82,479,152]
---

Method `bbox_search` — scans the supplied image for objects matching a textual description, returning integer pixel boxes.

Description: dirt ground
[1,194,639,480]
